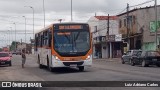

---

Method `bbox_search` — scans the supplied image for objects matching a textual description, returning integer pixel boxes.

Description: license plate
[70,64,77,67]
[153,59,157,61]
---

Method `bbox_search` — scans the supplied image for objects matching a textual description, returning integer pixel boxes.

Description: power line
[117,8,127,15]
[116,0,154,15]
[0,18,41,26]
[130,0,154,8]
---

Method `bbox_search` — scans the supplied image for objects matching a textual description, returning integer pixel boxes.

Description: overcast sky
[0,0,159,47]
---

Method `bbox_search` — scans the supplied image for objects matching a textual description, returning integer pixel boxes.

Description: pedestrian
[21,48,26,68]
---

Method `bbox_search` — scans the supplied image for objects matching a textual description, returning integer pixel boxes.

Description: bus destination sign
[59,25,83,30]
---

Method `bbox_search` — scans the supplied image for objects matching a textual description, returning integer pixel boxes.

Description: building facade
[88,16,122,59]
[17,42,32,54]
[118,6,160,51]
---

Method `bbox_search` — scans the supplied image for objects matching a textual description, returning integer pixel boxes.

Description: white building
[88,16,122,58]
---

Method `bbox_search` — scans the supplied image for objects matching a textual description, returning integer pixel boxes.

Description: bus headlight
[55,56,59,60]
[86,55,91,59]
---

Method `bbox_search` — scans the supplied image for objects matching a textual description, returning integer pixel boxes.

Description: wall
[136,7,157,43]
[118,11,137,36]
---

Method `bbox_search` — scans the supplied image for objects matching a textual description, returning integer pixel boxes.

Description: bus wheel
[47,57,54,72]
[49,67,54,72]
[38,55,43,69]
[39,64,43,69]
[78,66,84,71]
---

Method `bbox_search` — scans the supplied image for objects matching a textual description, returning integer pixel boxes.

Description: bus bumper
[51,55,92,67]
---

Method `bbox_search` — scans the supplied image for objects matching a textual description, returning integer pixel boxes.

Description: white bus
[35,23,92,71]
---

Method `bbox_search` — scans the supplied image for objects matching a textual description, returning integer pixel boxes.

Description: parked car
[0,52,12,66]
[12,51,21,55]
[121,50,142,65]
[131,51,160,67]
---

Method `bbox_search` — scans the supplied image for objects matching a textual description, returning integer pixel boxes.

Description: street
[0,55,160,90]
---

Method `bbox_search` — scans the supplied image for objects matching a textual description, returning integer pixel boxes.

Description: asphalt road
[0,55,160,90]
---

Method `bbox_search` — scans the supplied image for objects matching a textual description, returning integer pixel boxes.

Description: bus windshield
[53,30,90,56]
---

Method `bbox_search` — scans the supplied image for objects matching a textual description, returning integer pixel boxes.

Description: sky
[0,0,159,47]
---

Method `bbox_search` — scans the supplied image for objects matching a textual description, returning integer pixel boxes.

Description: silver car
[121,50,142,65]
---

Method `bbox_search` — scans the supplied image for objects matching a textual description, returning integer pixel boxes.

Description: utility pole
[24,6,34,39]
[155,0,158,49]
[107,14,109,39]
[22,16,27,44]
[8,30,11,45]
[13,23,16,51]
[71,0,73,21]
[107,14,111,58]
[43,0,45,27]
[9,27,12,44]
[127,3,130,50]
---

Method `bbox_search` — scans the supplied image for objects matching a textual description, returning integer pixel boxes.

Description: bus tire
[38,55,43,69]
[78,66,84,71]
[47,56,54,72]
[39,64,43,69]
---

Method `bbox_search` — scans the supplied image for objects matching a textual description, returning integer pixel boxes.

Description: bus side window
[35,34,38,51]
[40,34,43,47]
[38,34,40,47]
[48,30,52,47]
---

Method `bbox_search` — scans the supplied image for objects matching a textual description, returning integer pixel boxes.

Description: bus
[35,23,92,71]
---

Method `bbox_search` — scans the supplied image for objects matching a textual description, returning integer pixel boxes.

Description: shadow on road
[41,66,90,74]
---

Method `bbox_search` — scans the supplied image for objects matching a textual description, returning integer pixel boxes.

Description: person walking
[21,48,26,68]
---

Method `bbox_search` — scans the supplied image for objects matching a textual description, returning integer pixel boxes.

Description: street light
[71,0,73,21]
[9,27,12,44]
[24,6,34,39]
[13,23,16,51]
[22,16,27,44]
[8,27,12,51]
[43,0,45,27]
[8,30,10,45]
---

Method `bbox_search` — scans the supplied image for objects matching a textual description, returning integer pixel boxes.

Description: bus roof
[35,22,88,34]
[53,22,88,25]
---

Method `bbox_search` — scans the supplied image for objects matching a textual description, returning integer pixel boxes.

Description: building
[3,47,9,52]
[88,16,122,59]
[17,42,32,54]
[118,5,160,51]
[30,39,35,54]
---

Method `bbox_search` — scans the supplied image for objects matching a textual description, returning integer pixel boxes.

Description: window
[48,29,52,47]
[148,51,160,56]
[94,26,97,32]
[43,31,48,46]
[38,34,41,47]
[119,20,122,28]
[133,16,136,24]
[124,19,126,27]
[0,53,9,57]
[40,33,43,47]
[35,34,38,51]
